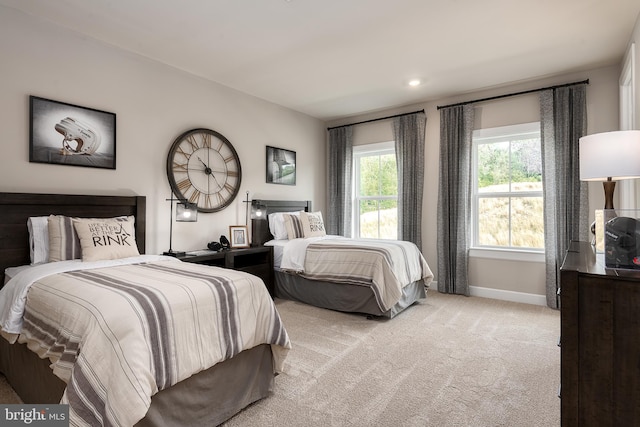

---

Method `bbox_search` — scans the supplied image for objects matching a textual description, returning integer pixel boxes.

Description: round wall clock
[166,128,242,213]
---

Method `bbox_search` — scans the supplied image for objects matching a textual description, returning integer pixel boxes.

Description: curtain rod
[436,79,589,110]
[326,109,425,131]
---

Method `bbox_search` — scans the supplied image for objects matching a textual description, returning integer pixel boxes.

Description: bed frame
[0,192,145,285]
[251,199,311,246]
[250,199,426,318]
[0,192,274,426]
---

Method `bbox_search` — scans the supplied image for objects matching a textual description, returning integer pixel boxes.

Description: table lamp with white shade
[579,130,640,209]
[580,130,640,248]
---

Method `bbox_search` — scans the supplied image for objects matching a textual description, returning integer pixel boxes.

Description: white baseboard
[469,286,547,306]
[428,281,547,306]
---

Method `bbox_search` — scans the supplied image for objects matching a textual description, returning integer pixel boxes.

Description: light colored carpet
[0,291,560,426]
[225,291,560,427]
[0,374,21,404]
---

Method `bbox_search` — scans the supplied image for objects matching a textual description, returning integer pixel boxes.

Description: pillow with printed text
[73,216,140,262]
[300,211,326,238]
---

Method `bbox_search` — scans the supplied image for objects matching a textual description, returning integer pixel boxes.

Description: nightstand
[178,246,274,297]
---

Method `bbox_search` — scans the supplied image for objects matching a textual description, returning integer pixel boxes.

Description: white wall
[0,6,326,255]
[327,65,620,303]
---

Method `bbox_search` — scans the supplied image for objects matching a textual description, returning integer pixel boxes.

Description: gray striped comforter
[18,260,290,427]
[301,238,433,311]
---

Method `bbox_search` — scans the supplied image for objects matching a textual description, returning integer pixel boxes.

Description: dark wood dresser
[560,241,640,426]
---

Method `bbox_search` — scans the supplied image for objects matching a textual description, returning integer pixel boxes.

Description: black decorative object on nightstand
[179,246,274,297]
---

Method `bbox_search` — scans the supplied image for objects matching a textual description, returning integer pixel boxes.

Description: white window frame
[471,122,544,260]
[352,141,397,239]
[619,42,637,209]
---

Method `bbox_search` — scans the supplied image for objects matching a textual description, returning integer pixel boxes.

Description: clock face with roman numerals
[166,128,242,213]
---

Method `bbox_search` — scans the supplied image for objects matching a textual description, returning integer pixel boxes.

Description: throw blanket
[3,259,290,427]
[300,238,433,311]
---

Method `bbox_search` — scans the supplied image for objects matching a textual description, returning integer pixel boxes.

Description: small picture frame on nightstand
[229,225,249,248]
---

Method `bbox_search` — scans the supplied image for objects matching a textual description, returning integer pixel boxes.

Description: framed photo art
[266,145,296,185]
[29,96,116,169]
[229,225,249,248]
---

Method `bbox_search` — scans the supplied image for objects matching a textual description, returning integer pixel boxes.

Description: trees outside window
[353,142,397,239]
[472,122,544,250]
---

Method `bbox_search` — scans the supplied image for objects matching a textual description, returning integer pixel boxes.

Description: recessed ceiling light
[408,79,421,87]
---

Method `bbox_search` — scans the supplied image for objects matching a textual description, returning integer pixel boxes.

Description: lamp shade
[251,200,266,219]
[579,130,640,181]
[176,201,198,222]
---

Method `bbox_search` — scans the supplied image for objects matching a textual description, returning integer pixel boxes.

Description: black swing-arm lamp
[163,197,198,257]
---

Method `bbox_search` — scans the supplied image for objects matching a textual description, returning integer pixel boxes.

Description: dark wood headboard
[0,192,146,284]
[250,199,311,246]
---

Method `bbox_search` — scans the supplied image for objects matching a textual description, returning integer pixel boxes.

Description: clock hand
[209,168,228,174]
[194,155,225,192]
[197,156,212,175]
[207,169,222,190]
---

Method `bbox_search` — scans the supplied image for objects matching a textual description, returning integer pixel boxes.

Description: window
[472,122,543,250]
[353,142,397,239]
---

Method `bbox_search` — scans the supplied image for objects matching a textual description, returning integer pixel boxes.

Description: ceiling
[2,0,639,121]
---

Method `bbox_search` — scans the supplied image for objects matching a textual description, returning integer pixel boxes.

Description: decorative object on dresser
[560,241,640,426]
[29,96,116,169]
[266,145,296,185]
[602,211,640,269]
[163,197,198,257]
[180,246,275,296]
[166,128,242,212]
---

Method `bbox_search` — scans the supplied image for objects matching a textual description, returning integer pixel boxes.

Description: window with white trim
[472,122,544,250]
[353,141,398,239]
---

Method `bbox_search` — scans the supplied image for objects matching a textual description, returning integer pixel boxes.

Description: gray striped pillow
[48,215,82,262]
[283,214,304,239]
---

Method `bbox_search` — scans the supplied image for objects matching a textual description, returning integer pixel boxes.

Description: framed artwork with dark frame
[29,95,116,169]
[229,225,249,248]
[266,145,296,185]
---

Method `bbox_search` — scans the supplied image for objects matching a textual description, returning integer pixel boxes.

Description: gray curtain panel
[327,126,353,236]
[540,84,589,309]
[437,105,475,295]
[392,112,426,247]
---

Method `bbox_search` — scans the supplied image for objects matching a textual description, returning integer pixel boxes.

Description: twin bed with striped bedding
[280,237,432,313]
[0,256,290,426]
[0,192,291,427]
[251,199,434,319]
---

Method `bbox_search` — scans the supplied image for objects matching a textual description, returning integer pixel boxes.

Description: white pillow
[73,216,140,262]
[268,211,302,240]
[300,211,326,238]
[27,216,50,264]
